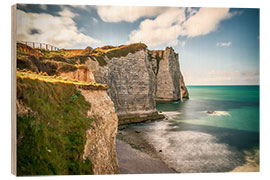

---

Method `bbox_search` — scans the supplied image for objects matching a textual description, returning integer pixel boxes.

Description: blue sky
[16,4,259,85]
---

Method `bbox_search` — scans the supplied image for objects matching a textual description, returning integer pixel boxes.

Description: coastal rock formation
[15,42,188,175]
[81,88,119,174]
[85,43,188,124]
[86,44,164,124]
[106,50,161,124]
[17,42,188,127]
[150,47,181,102]
[85,57,108,84]
[180,71,189,99]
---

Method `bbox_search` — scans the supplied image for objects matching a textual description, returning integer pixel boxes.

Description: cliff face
[106,50,161,124]
[16,71,119,175]
[180,71,189,99]
[85,57,107,84]
[86,43,188,124]
[150,47,181,102]
[58,67,95,82]
[81,89,119,174]
[86,44,164,124]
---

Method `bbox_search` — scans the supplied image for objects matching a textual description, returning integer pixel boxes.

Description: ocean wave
[143,120,245,173]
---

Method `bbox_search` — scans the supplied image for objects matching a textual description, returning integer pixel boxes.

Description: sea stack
[150,47,182,102]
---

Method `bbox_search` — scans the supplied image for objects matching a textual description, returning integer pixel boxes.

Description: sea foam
[143,120,244,173]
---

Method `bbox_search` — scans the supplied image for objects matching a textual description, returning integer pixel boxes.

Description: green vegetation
[92,54,107,66]
[99,45,116,50]
[17,70,107,89]
[37,49,90,65]
[69,55,90,65]
[106,43,147,59]
[36,49,69,59]
[16,43,90,74]
[42,60,85,73]
[17,49,89,76]
[17,42,148,69]
[17,76,94,175]
[91,43,148,66]
[15,43,113,176]
[17,49,28,61]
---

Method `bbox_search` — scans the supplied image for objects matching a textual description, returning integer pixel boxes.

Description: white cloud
[181,8,232,38]
[128,7,234,48]
[127,8,185,47]
[58,8,77,18]
[216,42,232,47]
[96,6,167,22]
[16,9,101,48]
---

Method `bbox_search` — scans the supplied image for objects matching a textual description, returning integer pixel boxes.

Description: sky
[16,4,259,85]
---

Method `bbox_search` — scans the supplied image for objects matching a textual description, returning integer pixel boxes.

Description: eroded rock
[81,89,120,174]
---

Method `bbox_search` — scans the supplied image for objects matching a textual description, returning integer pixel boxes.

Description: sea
[130,85,260,172]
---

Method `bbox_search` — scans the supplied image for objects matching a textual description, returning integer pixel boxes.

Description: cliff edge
[16,70,119,175]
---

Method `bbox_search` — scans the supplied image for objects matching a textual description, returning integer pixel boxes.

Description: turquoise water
[157,86,259,132]
[130,86,260,172]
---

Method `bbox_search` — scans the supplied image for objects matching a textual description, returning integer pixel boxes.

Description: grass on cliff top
[36,49,69,58]
[42,60,86,73]
[90,43,147,66]
[36,49,91,65]
[17,70,107,89]
[17,77,93,175]
[17,43,90,65]
[92,43,147,58]
[17,43,44,58]
[17,44,85,75]
[17,53,86,75]
[17,42,148,68]
[42,60,85,68]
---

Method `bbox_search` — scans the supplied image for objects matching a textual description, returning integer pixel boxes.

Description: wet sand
[116,140,176,174]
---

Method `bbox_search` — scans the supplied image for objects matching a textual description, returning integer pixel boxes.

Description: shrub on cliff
[17,77,93,175]
[105,43,147,59]
[90,43,147,66]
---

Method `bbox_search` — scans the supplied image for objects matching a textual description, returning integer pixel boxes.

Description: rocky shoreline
[116,120,178,174]
[116,117,259,174]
